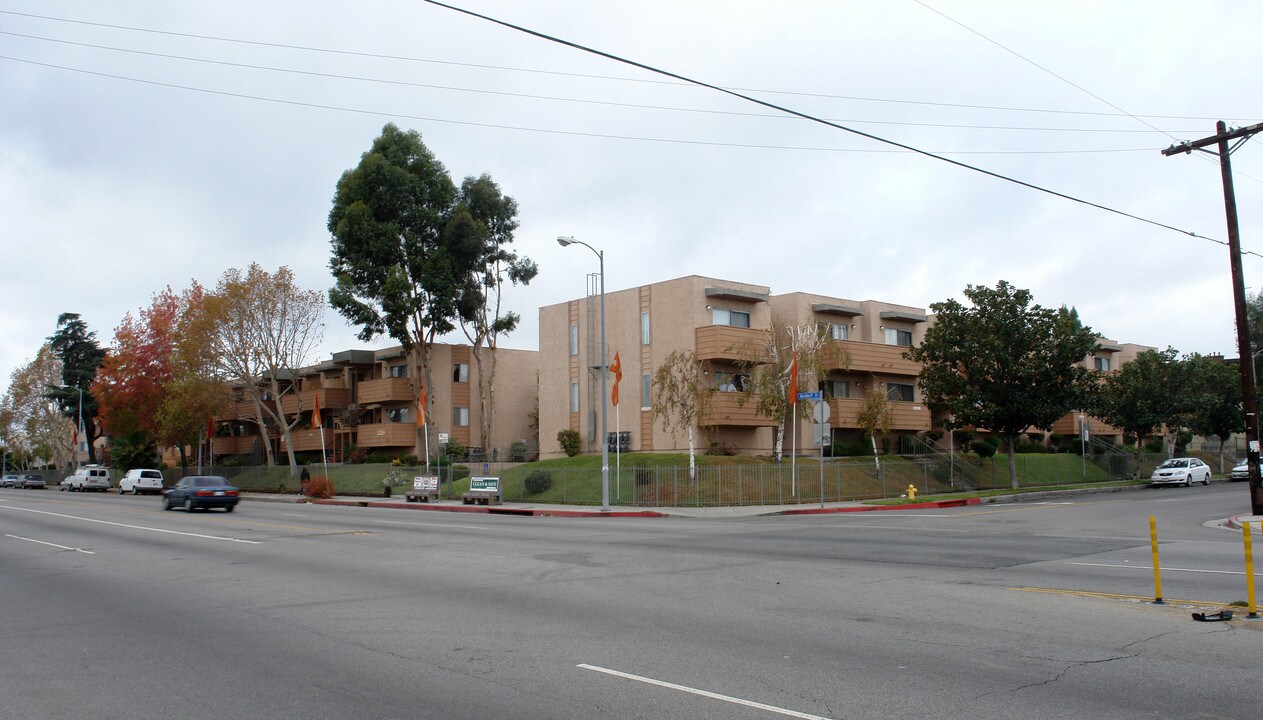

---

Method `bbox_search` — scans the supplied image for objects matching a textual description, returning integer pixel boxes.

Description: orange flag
[416,385,427,427]
[311,393,322,430]
[788,351,799,405]
[610,352,622,406]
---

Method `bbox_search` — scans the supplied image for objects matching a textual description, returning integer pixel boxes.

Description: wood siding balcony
[827,397,932,432]
[700,393,779,428]
[355,377,415,405]
[695,325,771,363]
[281,388,351,415]
[210,435,258,455]
[824,340,921,377]
[1050,414,1123,438]
[356,422,416,448]
[219,400,260,422]
[282,427,331,452]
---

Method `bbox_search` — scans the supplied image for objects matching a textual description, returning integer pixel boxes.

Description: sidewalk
[241,492,986,518]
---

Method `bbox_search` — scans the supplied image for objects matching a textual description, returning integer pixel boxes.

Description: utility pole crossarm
[1162,121,1263,155]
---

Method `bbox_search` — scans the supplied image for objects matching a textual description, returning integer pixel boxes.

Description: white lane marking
[1069,561,1258,577]
[0,505,261,544]
[578,664,834,720]
[374,519,489,531]
[282,513,308,517]
[5,533,95,554]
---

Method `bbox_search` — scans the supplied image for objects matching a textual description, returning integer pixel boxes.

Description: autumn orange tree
[93,287,183,438]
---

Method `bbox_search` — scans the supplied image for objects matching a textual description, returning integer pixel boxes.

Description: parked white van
[64,465,112,492]
[120,468,164,495]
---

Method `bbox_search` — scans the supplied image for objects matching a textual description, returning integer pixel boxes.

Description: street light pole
[558,235,610,512]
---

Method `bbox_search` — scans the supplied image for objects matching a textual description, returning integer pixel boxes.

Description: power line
[421,0,1250,256]
[0,29,1200,137]
[0,8,1252,124]
[0,53,1159,157]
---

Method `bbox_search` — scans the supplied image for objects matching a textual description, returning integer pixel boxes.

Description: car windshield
[1158,459,1188,469]
[193,477,229,487]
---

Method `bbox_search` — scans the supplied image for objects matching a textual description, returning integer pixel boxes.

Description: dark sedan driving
[163,475,240,512]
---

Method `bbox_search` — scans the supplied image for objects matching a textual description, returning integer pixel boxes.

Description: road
[2,484,1259,719]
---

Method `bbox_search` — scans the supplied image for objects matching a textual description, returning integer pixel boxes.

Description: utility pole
[1164,121,1263,515]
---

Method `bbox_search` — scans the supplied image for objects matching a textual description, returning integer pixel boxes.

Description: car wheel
[185,498,196,513]
[163,496,173,510]
[1203,472,1211,486]
[225,505,235,513]
[133,487,140,495]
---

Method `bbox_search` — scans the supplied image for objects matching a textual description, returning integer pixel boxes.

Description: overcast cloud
[2,1,1260,392]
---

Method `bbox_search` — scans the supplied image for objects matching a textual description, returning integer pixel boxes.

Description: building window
[452,363,469,383]
[1094,356,1111,371]
[883,328,913,347]
[820,322,848,341]
[388,364,407,378]
[641,311,650,345]
[387,407,406,423]
[641,374,651,410]
[712,308,751,328]
[715,372,748,392]
[821,379,850,399]
[453,407,469,427]
[570,382,579,412]
[569,324,578,356]
[886,383,914,402]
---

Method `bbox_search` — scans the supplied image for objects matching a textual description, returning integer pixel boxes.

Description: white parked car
[1150,458,1212,487]
[63,465,112,492]
[120,468,164,495]
[1230,460,1251,481]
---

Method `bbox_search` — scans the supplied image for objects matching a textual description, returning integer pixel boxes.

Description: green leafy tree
[1181,354,1242,472]
[110,429,158,472]
[907,281,1098,489]
[651,350,714,480]
[1092,348,1182,478]
[733,324,841,461]
[855,379,896,479]
[328,123,483,458]
[453,173,538,454]
[46,313,106,464]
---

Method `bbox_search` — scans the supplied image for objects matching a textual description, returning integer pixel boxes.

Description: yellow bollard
[1245,521,1258,620]
[1150,515,1164,604]
[906,485,917,501]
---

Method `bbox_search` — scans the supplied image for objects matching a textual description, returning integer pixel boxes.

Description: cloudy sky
[2,1,1261,391]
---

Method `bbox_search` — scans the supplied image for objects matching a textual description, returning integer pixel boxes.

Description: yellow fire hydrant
[906,485,918,500]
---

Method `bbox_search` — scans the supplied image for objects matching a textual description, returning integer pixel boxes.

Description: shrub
[305,475,335,499]
[524,470,552,495]
[349,447,367,464]
[364,453,392,464]
[557,429,581,457]
[1016,442,1047,453]
[445,440,467,461]
[394,453,419,466]
[971,438,998,459]
[1144,437,1164,453]
[706,441,737,456]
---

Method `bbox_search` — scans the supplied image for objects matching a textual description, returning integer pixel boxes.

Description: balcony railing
[695,325,772,363]
[356,422,416,448]
[827,397,932,432]
[824,340,921,376]
[281,388,351,415]
[700,392,778,427]
[209,435,257,455]
[282,427,331,452]
[355,377,415,405]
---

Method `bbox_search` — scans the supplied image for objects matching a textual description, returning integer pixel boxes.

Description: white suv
[120,468,164,495]
[64,465,112,492]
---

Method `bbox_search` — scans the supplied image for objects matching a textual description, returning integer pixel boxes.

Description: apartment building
[769,292,933,452]
[1048,339,1154,444]
[538,276,936,459]
[212,342,538,463]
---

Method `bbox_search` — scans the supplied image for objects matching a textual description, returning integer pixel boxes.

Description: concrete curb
[304,497,668,518]
[775,497,983,515]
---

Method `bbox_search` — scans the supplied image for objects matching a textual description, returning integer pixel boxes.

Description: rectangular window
[387,407,405,423]
[641,374,651,410]
[821,379,850,399]
[712,308,751,328]
[819,322,848,340]
[570,382,579,412]
[452,363,469,383]
[886,383,915,402]
[883,328,913,347]
[641,311,650,345]
[569,324,578,356]
[453,407,469,427]
[388,364,407,378]
[1094,357,1111,371]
